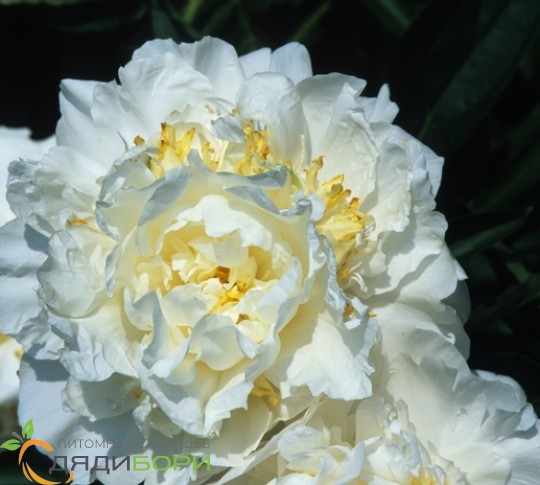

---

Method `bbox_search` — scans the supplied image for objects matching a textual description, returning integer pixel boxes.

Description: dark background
[1,0,540,482]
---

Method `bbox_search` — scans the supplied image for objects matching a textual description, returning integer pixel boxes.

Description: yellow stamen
[251,375,280,407]
[409,470,438,485]
[133,135,145,146]
[237,124,272,175]
[343,302,355,320]
[65,215,89,228]
[303,156,323,193]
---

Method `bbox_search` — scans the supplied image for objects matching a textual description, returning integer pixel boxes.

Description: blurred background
[1,0,540,481]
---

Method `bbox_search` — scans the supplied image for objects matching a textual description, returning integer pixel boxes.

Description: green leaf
[22,419,34,440]
[0,439,21,451]
[183,0,205,25]
[235,5,259,53]
[200,2,236,36]
[508,101,540,161]
[151,1,181,41]
[389,0,540,155]
[449,208,531,258]
[35,0,148,33]
[514,226,540,253]
[519,24,540,80]
[470,273,540,327]
[291,1,332,43]
[359,0,421,36]
[472,102,540,210]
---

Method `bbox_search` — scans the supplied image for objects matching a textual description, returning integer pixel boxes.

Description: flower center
[132,121,375,290]
[129,224,284,325]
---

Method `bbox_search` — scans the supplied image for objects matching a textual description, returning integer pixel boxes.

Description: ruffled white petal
[236,73,310,169]
[0,220,47,335]
[0,126,54,226]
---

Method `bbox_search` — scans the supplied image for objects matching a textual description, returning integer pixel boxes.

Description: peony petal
[0,220,47,335]
[236,73,310,169]
[379,343,540,485]
[0,126,54,226]
[7,146,101,234]
[298,74,377,199]
[269,42,312,84]
[177,36,246,101]
[56,79,105,163]
[64,373,141,422]
[357,84,399,124]
[38,225,115,317]
[49,302,141,381]
[239,47,271,79]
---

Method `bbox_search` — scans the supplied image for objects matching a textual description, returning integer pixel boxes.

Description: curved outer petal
[0,220,48,337]
[0,126,54,226]
[236,72,310,169]
[297,73,375,198]
[217,334,540,484]
[56,79,106,164]
[7,146,102,235]
[379,340,540,485]
[368,246,471,359]
[240,42,312,84]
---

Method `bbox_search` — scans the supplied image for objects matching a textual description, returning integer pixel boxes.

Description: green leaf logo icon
[0,439,21,451]
[22,419,34,440]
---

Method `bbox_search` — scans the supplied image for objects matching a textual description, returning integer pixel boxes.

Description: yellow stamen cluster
[237,124,272,176]
[141,123,197,177]
[135,120,278,177]
[409,470,440,485]
[304,158,374,275]
[207,265,253,317]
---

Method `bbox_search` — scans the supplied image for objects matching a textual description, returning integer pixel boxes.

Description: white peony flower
[219,333,540,484]
[1,37,469,483]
